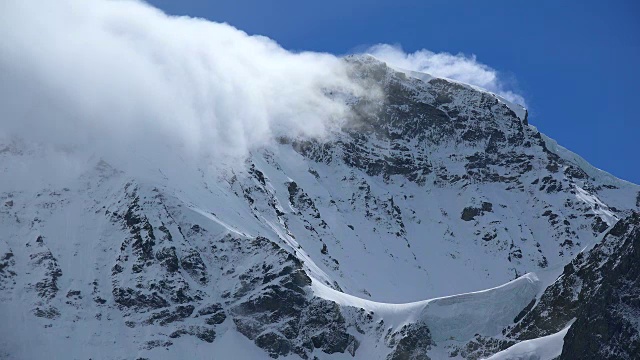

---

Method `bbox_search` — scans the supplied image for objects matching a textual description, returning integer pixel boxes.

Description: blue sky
[148,0,640,184]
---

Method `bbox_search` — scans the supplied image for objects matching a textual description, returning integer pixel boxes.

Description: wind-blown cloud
[0,0,527,176]
[367,44,526,107]
[0,0,365,165]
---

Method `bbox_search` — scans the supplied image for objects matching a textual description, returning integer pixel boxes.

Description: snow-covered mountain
[1,55,638,360]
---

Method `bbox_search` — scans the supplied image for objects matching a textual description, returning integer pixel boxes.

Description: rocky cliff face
[505,212,639,341]
[0,56,638,359]
[458,211,640,360]
[559,212,640,359]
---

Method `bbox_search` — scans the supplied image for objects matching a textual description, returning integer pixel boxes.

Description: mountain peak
[1,50,638,359]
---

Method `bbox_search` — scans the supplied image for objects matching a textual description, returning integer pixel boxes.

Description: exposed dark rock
[564,166,588,180]
[302,299,359,356]
[198,303,227,325]
[146,305,195,326]
[559,212,640,360]
[0,245,16,291]
[142,340,173,350]
[499,213,640,351]
[386,323,433,360]
[198,303,223,316]
[452,335,514,360]
[228,236,358,359]
[30,248,62,300]
[33,306,60,319]
[513,298,536,324]
[591,216,609,234]
[169,326,216,343]
[256,332,291,359]
[461,202,493,221]
[94,296,107,304]
[205,312,227,326]
[180,249,208,284]
[194,327,217,343]
[113,287,169,310]
[156,246,179,273]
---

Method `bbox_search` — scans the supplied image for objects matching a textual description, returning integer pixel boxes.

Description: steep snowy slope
[0,56,638,359]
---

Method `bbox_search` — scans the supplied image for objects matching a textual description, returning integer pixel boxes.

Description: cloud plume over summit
[367,44,526,107]
[0,0,364,161]
[0,0,526,169]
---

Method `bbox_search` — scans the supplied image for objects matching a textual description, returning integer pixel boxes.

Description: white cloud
[0,0,527,176]
[0,0,366,167]
[366,44,526,107]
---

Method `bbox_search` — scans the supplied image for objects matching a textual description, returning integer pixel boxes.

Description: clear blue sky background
[148,0,640,184]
